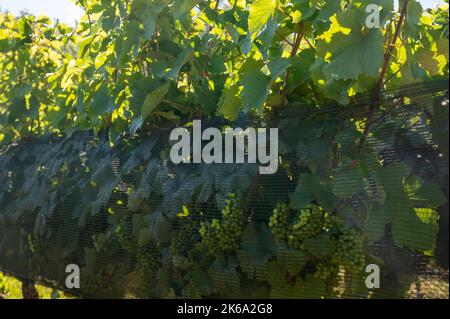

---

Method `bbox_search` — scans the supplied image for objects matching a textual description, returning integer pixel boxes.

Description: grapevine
[0,0,447,299]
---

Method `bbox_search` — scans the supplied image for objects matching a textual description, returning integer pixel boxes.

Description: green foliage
[0,0,446,141]
[248,0,279,37]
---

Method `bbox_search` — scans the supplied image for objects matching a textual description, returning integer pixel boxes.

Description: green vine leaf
[248,0,279,38]
[241,68,270,112]
[141,82,171,120]
[317,9,384,81]
[217,85,242,120]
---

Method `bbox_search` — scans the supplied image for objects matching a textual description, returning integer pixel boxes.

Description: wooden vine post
[21,279,39,299]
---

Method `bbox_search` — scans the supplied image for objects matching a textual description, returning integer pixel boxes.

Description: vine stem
[359,0,409,150]
[243,174,262,212]
[275,31,294,46]
[162,99,189,111]
[303,37,314,49]
[280,22,304,108]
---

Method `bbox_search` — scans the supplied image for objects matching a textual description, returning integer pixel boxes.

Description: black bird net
[0,81,448,299]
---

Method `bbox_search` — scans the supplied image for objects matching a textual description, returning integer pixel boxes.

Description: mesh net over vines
[0,81,448,299]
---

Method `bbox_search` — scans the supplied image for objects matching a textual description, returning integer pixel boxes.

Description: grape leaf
[376,163,438,251]
[241,69,270,112]
[248,0,279,37]
[217,85,241,120]
[173,0,200,20]
[332,160,365,198]
[317,9,384,81]
[141,82,171,120]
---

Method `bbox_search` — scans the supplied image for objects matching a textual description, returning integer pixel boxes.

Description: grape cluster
[268,203,367,282]
[314,261,340,281]
[199,193,245,253]
[332,224,365,273]
[116,215,136,251]
[310,220,366,279]
[136,244,161,298]
[268,203,290,241]
[199,219,219,253]
[288,205,328,248]
[269,203,330,248]
[169,220,200,257]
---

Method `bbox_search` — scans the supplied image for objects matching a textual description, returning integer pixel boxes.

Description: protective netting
[0,81,448,299]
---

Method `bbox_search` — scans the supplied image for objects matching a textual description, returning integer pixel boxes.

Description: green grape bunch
[288,205,329,248]
[268,203,291,241]
[199,193,245,253]
[136,244,161,298]
[310,218,367,282]
[115,215,136,251]
[169,220,200,257]
[331,224,366,273]
[269,203,330,248]
[199,219,219,253]
[314,261,340,281]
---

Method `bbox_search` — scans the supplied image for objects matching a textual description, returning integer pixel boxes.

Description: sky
[420,0,445,8]
[0,0,445,26]
[0,0,85,26]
